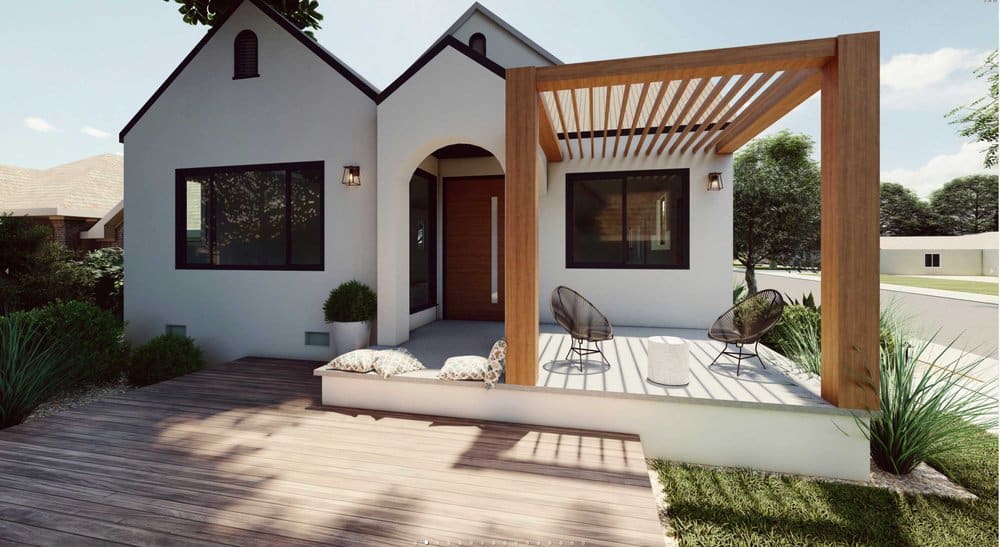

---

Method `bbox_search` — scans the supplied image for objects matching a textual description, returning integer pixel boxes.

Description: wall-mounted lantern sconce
[342,165,361,187]
[707,172,724,191]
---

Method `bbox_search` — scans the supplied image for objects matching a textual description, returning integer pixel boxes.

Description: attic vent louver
[234,30,259,79]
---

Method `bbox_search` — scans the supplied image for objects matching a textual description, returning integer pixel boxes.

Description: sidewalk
[750,269,999,305]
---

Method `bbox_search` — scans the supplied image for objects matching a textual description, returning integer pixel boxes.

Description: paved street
[740,271,999,357]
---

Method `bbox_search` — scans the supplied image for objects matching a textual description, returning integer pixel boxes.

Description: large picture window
[566,169,689,269]
[176,161,323,270]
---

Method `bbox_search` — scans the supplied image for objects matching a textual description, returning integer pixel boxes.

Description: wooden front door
[444,177,505,321]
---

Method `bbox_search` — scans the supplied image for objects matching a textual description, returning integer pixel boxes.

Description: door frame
[442,174,506,321]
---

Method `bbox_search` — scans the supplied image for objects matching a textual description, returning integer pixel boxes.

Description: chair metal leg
[755,341,766,369]
[736,343,743,376]
[709,343,727,366]
[596,341,610,367]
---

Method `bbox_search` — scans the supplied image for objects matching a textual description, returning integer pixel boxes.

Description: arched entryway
[408,144,505,325]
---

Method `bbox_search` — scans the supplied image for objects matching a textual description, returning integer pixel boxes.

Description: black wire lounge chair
[708,289,785,376]
[550,286,614,371]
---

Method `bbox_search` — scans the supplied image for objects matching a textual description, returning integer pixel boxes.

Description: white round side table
[646,336,690,386]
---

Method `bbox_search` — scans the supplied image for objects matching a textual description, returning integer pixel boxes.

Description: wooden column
[820,32,880,409]
[505,67,540,386]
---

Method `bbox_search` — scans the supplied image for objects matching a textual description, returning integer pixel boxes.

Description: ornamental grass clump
[127,333,206,386]
[0,313,74,428]
[863,332,998,475]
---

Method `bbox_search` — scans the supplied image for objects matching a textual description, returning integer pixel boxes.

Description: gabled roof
[0,154,123,218]
[118,0,379,143]
[439,2,562,65]
[377,35,506,104]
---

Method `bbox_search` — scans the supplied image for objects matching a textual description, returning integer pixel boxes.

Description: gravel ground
[25,378,134,422]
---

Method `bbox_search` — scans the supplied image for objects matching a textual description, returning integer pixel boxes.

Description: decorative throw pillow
[437,355,489,381]
[483,339,507,388]
[373,349,425,379]
[325,349,378,373]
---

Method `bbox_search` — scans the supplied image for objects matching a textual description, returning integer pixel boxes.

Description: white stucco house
[880,232,999,276]
[121,0,884,481]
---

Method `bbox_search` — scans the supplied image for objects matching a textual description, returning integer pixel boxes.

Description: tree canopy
[733,130,821,293]
[929,174,999,235]
[880,182,938,236]
[164,0,323,38]
[948,50,998,168]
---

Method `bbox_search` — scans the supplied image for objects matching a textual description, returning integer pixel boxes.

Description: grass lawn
[880,275,998,296]
[653,433,997,546]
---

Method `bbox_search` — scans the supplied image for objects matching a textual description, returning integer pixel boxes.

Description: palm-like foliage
[0,314,74,428]
[862,334,998,475]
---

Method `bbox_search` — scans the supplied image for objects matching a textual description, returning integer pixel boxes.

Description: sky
[1,0,996,197]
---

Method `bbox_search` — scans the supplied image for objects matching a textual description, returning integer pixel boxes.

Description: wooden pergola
[504,33,880,410]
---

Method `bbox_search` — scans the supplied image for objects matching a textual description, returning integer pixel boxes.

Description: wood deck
[0,358,666,546]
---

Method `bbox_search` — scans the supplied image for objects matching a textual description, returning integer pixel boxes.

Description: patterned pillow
[438,355,489,381]
[483,339,507,388]
[326,349,378,373]
[373,349,425,379]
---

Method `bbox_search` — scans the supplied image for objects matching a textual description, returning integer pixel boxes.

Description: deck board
[0,359,666,546]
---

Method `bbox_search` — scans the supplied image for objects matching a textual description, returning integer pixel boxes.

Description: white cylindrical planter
[646,336,690,386]
[330,321,371,355]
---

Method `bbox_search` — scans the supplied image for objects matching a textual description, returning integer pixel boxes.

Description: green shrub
[83,247,123,319]
[862,334,998,475]
[27,301,127,384]
[764,304,821,356]
[127,334,205,386]
[0,312,74,428]
[323,280,376,323]
[732,283,747,304]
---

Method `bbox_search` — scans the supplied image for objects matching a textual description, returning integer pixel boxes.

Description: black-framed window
[410,169,437,313]
[176,161,323,270]
[924,253,941,267]
[566,169,689,269]
[234,30,259,79]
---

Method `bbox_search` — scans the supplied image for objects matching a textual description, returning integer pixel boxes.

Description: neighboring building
[0,154,123,250]
[880,232,999,277]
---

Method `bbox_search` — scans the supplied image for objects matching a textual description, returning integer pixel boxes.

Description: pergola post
[819,32,880,409]
[505,67,540,386]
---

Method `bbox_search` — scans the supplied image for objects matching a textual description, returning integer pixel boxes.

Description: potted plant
[323,280,376,354]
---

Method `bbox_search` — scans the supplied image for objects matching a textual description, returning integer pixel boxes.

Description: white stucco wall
[880,249,988,276]
[984,249,999,276]
[376,46,507,345]
[450,11,554,69]
[540,149,734,328]
[123,2,377,363]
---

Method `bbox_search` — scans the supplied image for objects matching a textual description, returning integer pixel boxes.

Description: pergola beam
[714,68,821,154]
[505,67,539,387]
[537,95,562,162]
[536,37,835,90]
[819,32,880,410]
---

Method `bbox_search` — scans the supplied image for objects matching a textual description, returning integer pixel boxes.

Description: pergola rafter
[506,33,881,411]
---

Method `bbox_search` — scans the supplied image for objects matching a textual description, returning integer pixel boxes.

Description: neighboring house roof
[118,0,380,143]
[0,154,123,219]
[880,232,999,251]
[80,199,124,241]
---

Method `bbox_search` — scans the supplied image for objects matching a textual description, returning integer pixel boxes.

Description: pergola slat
[645,79,690,155]
[588,87,595,158]
[715,68,821,154]
[551,90,573,159]
[696,71,776,154]
[657,77,709,155]
[678,74,750,155]
[612,83,632,157]
[602,85,611,158]
[634,81,670,156]
[669,75,732,155]
[570,88,585,157]
[622,82,650,156]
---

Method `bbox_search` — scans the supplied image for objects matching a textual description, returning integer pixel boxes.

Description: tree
[947,50,998,168]
[929,174,999,235]
[164,0,323,38]
[733,131,821,293]
[880,182,939,236]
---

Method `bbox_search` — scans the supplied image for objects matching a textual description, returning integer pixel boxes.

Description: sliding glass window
[176,161,324,270]
[566,169,689,269]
